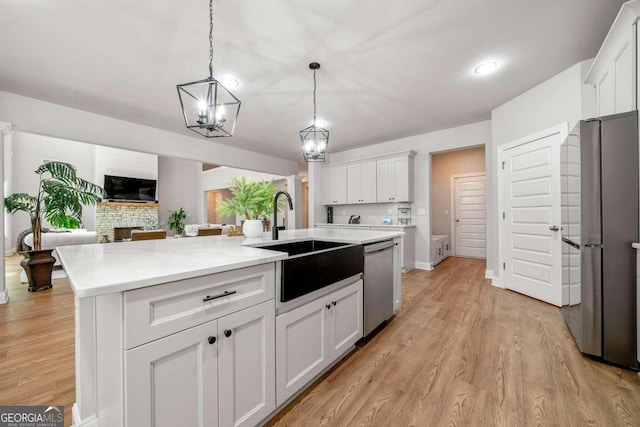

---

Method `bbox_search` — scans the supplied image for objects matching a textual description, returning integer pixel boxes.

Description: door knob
[549,225,559,231]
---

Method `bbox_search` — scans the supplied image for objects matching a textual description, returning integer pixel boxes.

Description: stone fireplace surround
[96,202,159,242]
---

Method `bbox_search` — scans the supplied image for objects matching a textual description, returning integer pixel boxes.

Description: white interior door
[454,174,486,258]
[501,126,564,306]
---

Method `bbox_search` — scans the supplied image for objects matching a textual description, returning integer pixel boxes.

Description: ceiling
[0,0,626,163]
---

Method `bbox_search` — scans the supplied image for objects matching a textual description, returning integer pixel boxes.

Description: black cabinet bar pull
[203,290,237,302]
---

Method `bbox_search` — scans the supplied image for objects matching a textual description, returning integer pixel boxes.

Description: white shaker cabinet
[347,161,377,204]
[584,3,639,117]
[126,319,219,427]
[276,280,363,406]
[376,156,413,202]
[126,300,275,427]
[322,165,347,205]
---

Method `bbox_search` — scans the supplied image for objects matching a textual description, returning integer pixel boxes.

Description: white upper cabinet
[323,151,415,205]
[322,165,347,205]
[347,161,377,204]
[585,2,640,117]
[377,156,414,202]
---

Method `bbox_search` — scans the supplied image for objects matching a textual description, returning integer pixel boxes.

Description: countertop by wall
[58,228,403,298]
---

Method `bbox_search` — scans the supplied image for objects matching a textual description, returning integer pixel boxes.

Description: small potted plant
[5,162,104,291]
[216,178,279,238]
[168,208,188,237]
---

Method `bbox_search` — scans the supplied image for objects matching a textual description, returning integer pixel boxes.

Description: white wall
[10,132,97,247]
[4,132,12,254]
[488,59,592,281]
[94,145,157,188]
[315,120,491,269]
[157,156,203,229]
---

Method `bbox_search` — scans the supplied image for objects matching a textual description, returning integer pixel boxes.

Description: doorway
[430,146,486,266]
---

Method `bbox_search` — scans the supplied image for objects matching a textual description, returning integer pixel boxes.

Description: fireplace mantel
[98,202,159,208]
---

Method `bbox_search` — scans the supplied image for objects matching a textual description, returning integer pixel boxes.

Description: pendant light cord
[208,0,214,79]
[313,69,317,125]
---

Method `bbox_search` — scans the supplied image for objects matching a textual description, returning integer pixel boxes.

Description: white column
[0,122,10,304]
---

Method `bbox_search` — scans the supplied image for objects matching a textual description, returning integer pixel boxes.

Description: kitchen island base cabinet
[276,280,363,406]
[126,300,275,427]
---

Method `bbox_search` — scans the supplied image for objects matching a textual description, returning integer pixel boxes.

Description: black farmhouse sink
[258,240,363,302]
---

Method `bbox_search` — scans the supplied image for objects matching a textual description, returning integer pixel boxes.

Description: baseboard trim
[485,269,494,279]
[415,262,433,270]
[491,276,504,289]
[0,289,8,304]
[72,404,98,427]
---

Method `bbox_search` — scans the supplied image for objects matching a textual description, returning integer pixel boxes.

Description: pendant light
[300,62,329,162]
[176,0,241,138]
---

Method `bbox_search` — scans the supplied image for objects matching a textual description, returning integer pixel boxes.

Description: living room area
[3,130,301,289]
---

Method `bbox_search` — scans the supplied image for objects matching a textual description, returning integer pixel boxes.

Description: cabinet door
[276,297,330,406]
[331,165,347,205]
[126,320,219,427]
[347,163,363,204]
[376,159,393,202]
[218,300,275,427]
[392,157,409,201]
[328,280,363,359]
[322,168,332,205]
[360,161,377,203]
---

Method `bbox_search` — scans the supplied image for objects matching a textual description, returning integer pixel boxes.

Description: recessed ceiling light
[474,61,499,75]
[220,76,240,88]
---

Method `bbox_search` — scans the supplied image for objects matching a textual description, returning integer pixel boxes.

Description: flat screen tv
[103,175,157,202]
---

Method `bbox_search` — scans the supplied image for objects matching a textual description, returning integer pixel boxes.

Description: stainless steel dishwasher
[363,240,394,336]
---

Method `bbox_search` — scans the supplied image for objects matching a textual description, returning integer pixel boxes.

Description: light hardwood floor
[0,255,75,426]
[268,257,640,427]
[1,255,639,427]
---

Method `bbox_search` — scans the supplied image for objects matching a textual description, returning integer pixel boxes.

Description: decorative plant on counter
[168,207,188,236]
[216,177,280,237]
[4,161,104,291]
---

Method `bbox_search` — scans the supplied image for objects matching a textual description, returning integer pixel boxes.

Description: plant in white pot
[168,208,188,237]
[216,178,279,238]
[4,162,104,291]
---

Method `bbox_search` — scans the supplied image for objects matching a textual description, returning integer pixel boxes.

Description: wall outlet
[418,208,426,215]
[444,209,448,215]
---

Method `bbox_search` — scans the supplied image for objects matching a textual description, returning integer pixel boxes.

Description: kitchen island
[58,228,403,427]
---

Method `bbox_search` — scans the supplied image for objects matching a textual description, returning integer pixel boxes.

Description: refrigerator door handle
[562,237,581,250]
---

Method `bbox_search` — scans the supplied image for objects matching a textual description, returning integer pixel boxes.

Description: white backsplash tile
[329,202,413,226]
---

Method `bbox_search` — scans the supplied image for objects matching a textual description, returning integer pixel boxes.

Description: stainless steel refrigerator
[560,111,639,369]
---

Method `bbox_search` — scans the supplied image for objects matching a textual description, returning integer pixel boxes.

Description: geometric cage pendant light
[300,62,329,162]
[177,0,241,138]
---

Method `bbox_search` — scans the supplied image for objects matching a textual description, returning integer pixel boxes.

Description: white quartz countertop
[58,228,402,298]
[315,223,416,228]
[632,243,640,249]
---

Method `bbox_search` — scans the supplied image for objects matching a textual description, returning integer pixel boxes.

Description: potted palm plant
[216,178,279,238]
[168,207,188,237]
[5,161,104,291]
